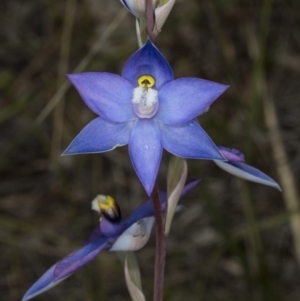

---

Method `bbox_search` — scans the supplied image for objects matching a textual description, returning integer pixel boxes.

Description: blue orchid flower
[214,146,281,191]
[21,180,199,301]
[64,40,228,195]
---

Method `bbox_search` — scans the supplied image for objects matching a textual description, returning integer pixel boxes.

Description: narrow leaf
[154,0,176,35]
[124,254,146,301]
[165,156,188,234]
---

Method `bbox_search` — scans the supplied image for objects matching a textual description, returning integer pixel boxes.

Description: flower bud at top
[120,0,176,44]
[120,0,159,19]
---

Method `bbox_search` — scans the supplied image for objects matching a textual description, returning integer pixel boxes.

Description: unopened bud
[120,0,159,19]
[120,0,176,44]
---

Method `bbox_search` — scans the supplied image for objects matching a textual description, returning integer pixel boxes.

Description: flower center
[132,75,159,118]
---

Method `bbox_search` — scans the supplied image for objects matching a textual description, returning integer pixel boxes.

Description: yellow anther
[98,195,121,221]
[98,195,116,211]
[91,195,121,221]
[138,75,155,88]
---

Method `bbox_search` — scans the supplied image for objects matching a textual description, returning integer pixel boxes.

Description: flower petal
[124,179,200,229]
[63,118,134,155]
[159,121,224,160]
[218,146,245,162]
[68,73,135,122]
[180,179,201,197]
[129,119,163,195]
[110,217,155,251]
[122,40,173,90]
[21,266,69,301]
[124,192,167,228]
[155,78,228,125]
[100,217,125,238]
[21,238,109,301]
[54,238,110,281]
[214,160,282,191]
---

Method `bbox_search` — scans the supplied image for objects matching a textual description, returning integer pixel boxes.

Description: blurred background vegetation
[1,0,300,300]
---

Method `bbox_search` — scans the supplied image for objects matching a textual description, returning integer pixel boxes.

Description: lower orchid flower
[21,180,199,301]
[214,146,281,191]
[63,40,228,195]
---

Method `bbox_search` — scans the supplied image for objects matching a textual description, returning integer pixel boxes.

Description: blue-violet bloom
[22,180,199,301]
[214,146,281,191]
[64,40,228,195]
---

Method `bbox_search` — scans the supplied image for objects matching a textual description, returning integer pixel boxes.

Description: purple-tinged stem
[151,181,166,301]
[145,0,156,43]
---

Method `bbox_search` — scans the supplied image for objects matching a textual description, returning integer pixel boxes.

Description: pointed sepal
[215,146,282,191]
[21,238,109,301]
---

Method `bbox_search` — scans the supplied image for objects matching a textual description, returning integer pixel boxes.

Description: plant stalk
[145,0,156,43]
[151,181,166,301]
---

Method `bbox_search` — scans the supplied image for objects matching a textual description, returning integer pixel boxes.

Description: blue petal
[100,217,125,237]
[124,179,200,229]
[54,238,109,281]
[122,40,173,90]
[129,119,163,195]
[214,160,282,191]
[21,238,109,301]
[22,266,68,301]
[156,78,228,125]
[180,179,201,197]
[63,118,134,155]
[159,121,224,160]
[124,192,167,229]
[68,73,135,122]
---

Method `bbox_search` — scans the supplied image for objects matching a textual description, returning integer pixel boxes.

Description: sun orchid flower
[214,146,281,191]
[64,40,228,195]
[21,180,199,301]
